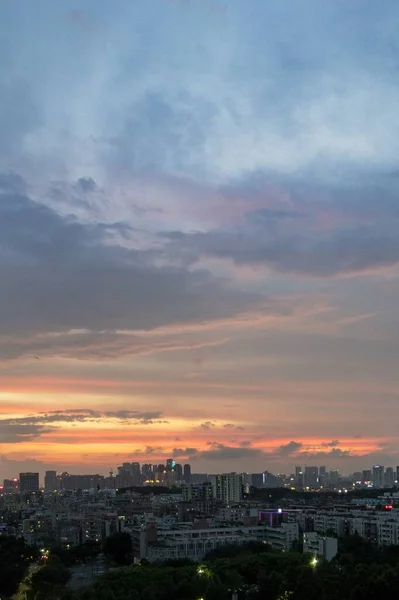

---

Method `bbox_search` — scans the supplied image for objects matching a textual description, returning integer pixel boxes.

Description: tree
[30,556,70,599]
[102,532,133,566]
[0,535,37,597]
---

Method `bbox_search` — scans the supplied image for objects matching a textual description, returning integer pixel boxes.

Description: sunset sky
[1,0,399,480]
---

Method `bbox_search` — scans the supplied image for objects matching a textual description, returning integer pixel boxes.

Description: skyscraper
[304,466,318,488]
[372,465,385,488]
[142,464,153,481]
[19,472,39,493]
[44,470,58,492]
[385,467,394,487]
[174,463,183,481]
[319,466,326,486]
[362,470,372,484]
[183,463,191,484]
[295,466,303,487]
[166,458,175,471]
[212,473,243,503]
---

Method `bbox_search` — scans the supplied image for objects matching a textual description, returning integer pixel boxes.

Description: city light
[310,556,318,567]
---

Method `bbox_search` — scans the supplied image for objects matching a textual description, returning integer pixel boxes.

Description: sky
[1,0,399,480]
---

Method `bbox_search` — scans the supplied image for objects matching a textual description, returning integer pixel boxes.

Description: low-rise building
[303,532,338,561]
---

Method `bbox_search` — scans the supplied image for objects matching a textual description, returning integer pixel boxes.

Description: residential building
[304,467,319,488]
[303,532,338,561]
[372,465,385,488]
[19,472,39,493]
[212,473,243,503]
[44,471,58,492]
[183,464,191,484]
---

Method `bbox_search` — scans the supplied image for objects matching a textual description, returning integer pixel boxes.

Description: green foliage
[48,541,102,567]
[65,536,399,600]
[0,535,38,597]
[102,531,133,566]
[30,555,71,599]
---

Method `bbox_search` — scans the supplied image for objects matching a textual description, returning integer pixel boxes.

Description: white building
[211,473,243,503]
[313,513,348,537]
[128,522,299,562]
[303,532,338,562]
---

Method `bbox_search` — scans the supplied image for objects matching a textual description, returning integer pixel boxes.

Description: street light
[310,556,318,568]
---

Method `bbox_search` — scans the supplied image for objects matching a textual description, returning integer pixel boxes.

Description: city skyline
[2,0,399,479]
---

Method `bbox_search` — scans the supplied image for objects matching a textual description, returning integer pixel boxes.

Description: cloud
[0,328,231,362]
[0,424,55,444]
[172,447,198,457]
[0,78,41,159]
[301,448,353,459]
[321,440,340,448]
[104,410,167,424]
[164,209,399,277]
[0,174,269,358]
[223,423,245,430]
[200,421,216,430]
[275,441,303,456]
[0,409,168,443]
[197,443,264,461]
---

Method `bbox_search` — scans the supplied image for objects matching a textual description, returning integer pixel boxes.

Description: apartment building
[303,532,338,561]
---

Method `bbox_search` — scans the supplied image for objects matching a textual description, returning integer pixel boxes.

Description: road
[12,563,42,600]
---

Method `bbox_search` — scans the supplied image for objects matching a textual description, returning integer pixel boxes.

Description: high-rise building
[329,470,340,486]
[3,478,19,492]
[183,464,191,484]
[304,466,319,488]
[319,466,326,485]
[362,470,372,484]
[142,464,154,481]
[212,473,243,503]
[372,465,385,488]
[19,472,39,493]
[166,458,175,471]
[174,463,183,482]
[295,466,304,487]
[251,473,264,487]
[385,467,394,487]
[182,482,213,502]
[131,463,142,486]
[44,470,58,492]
